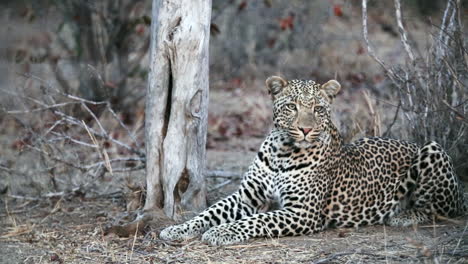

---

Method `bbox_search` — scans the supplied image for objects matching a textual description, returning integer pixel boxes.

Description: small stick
[361,0,398,83]
[205,170,241,179]
[129,220,140,261]
[363,90,382,137]
[83,120,113,175]
[394,0,425,90]
[81,102,108,136]
[208,180,232,191]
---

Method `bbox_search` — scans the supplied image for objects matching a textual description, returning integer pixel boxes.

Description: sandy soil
[1,193,467,264]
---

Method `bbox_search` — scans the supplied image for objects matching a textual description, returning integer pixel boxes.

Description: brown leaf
[347,72,366,84]
[279,14,295,31]
[104,81,118,89]
[267,38,276,48]
[333,4,343,17]
[356,45,365,55]
[338,231,348,237]
[238,1,247,12]
[103,141,111,149]
[50,253,63,263]
[230,77,243,87]
[11,140,27,151]
[135,24,145,35]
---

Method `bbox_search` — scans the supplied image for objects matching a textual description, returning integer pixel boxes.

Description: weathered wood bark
[145,0,211,219]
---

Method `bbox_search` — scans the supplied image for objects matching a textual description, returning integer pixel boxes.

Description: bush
[364,0,468,180]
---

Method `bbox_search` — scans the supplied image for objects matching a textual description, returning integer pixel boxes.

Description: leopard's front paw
[159,224,199,241]
[201,224,248,246]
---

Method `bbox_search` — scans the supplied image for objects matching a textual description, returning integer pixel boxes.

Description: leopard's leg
[159,155,274,241]
[201,182,326,246]
[200,210,310,245]
[387,142,465,227]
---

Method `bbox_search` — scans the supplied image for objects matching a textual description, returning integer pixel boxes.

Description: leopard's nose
[299,127,312,135]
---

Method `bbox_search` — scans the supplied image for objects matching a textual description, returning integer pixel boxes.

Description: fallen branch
[208,180,233,192]
[205,170,242,179]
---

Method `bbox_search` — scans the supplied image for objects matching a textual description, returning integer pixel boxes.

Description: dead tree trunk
[145,0,212,219]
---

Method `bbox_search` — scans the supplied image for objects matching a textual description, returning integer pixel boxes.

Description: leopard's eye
[314,106,325,112]
[285,103,297,111]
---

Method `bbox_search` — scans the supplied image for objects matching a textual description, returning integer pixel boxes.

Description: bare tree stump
[145,0,212,219]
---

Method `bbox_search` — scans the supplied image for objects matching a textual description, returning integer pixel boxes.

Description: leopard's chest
[268,148,330,207]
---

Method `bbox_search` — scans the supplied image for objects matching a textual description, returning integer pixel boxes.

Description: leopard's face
[266,76,341,147]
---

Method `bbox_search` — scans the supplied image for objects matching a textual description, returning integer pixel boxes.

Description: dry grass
[0,196,467,264]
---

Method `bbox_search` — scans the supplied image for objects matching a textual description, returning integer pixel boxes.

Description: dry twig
[363,90,382,137]
[361,0,399,83]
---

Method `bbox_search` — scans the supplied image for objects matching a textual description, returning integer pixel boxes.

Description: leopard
[160,76,466,246]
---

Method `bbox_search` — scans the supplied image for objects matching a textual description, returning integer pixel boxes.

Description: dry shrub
[363,0,468,180]
[0,1,150,197]
[1,74,146,197]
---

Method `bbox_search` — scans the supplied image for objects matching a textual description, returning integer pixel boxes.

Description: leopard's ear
[320,80,341,102]
[266,76,287,97]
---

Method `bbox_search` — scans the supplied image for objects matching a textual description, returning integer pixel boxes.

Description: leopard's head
[266,76,341,148]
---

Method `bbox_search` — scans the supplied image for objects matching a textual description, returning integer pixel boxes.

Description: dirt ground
[1,192,467,264]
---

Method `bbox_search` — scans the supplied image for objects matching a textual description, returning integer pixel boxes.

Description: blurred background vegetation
[0,0,467,199]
